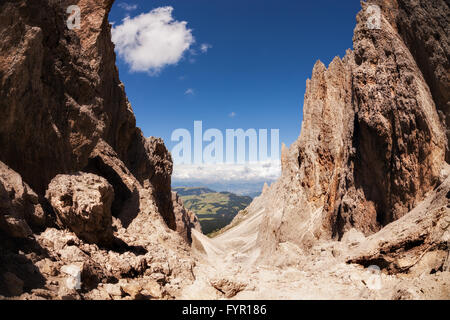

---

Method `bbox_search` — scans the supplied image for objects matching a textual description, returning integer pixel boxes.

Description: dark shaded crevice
[376,210,387,226]
[332,203,345,240]
[84,156,132,218]
[111,237,147,255]
[353,118,389,227]
[153,191,176,231]
[83,156,141,228]
[395,0,450,161]
[115,189,140,229]
[349,257,391,271]
[0,233,48,297]
[403,239,425,251]
[60,194,73,208]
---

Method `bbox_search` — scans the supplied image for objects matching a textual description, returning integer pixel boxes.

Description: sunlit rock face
[0,0,176,226]
[254,0,448,259]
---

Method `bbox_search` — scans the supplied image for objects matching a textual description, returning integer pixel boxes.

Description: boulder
[45,172,114,246]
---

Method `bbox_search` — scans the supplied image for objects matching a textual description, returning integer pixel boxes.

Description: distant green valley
[173,187,253,236]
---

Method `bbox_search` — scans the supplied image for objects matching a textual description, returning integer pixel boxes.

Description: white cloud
[111,7,195,75]
[172,161,281,184]
[200,43,212,53]
[185,88,195,95]
[118,3,138,11]
[229,112,236,118]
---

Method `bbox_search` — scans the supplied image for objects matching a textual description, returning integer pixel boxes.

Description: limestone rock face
[172,192,202,244]
[254,55,356,255]
[344,0,446,230]
[389,0,450,162]
[0,161,45,238]
[45,173,114,246]
[0,0,118,195]
[252,0,448,260]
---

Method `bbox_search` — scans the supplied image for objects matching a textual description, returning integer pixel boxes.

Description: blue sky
[109,0,362,187]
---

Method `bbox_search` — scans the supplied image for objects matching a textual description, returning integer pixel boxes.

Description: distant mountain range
[172,181,267,198]
[173,187,253,235]
[174,187,216,196]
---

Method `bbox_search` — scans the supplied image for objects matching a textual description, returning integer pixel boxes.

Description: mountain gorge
[184,0,449,299]
[0,0,448,300]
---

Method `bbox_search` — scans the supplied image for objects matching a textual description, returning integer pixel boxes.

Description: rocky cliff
[254,0,448,255]
[0,0,199,299]
[185,0,448,299]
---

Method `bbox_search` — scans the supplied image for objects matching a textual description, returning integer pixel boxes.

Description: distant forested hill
[173,187,252,235]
